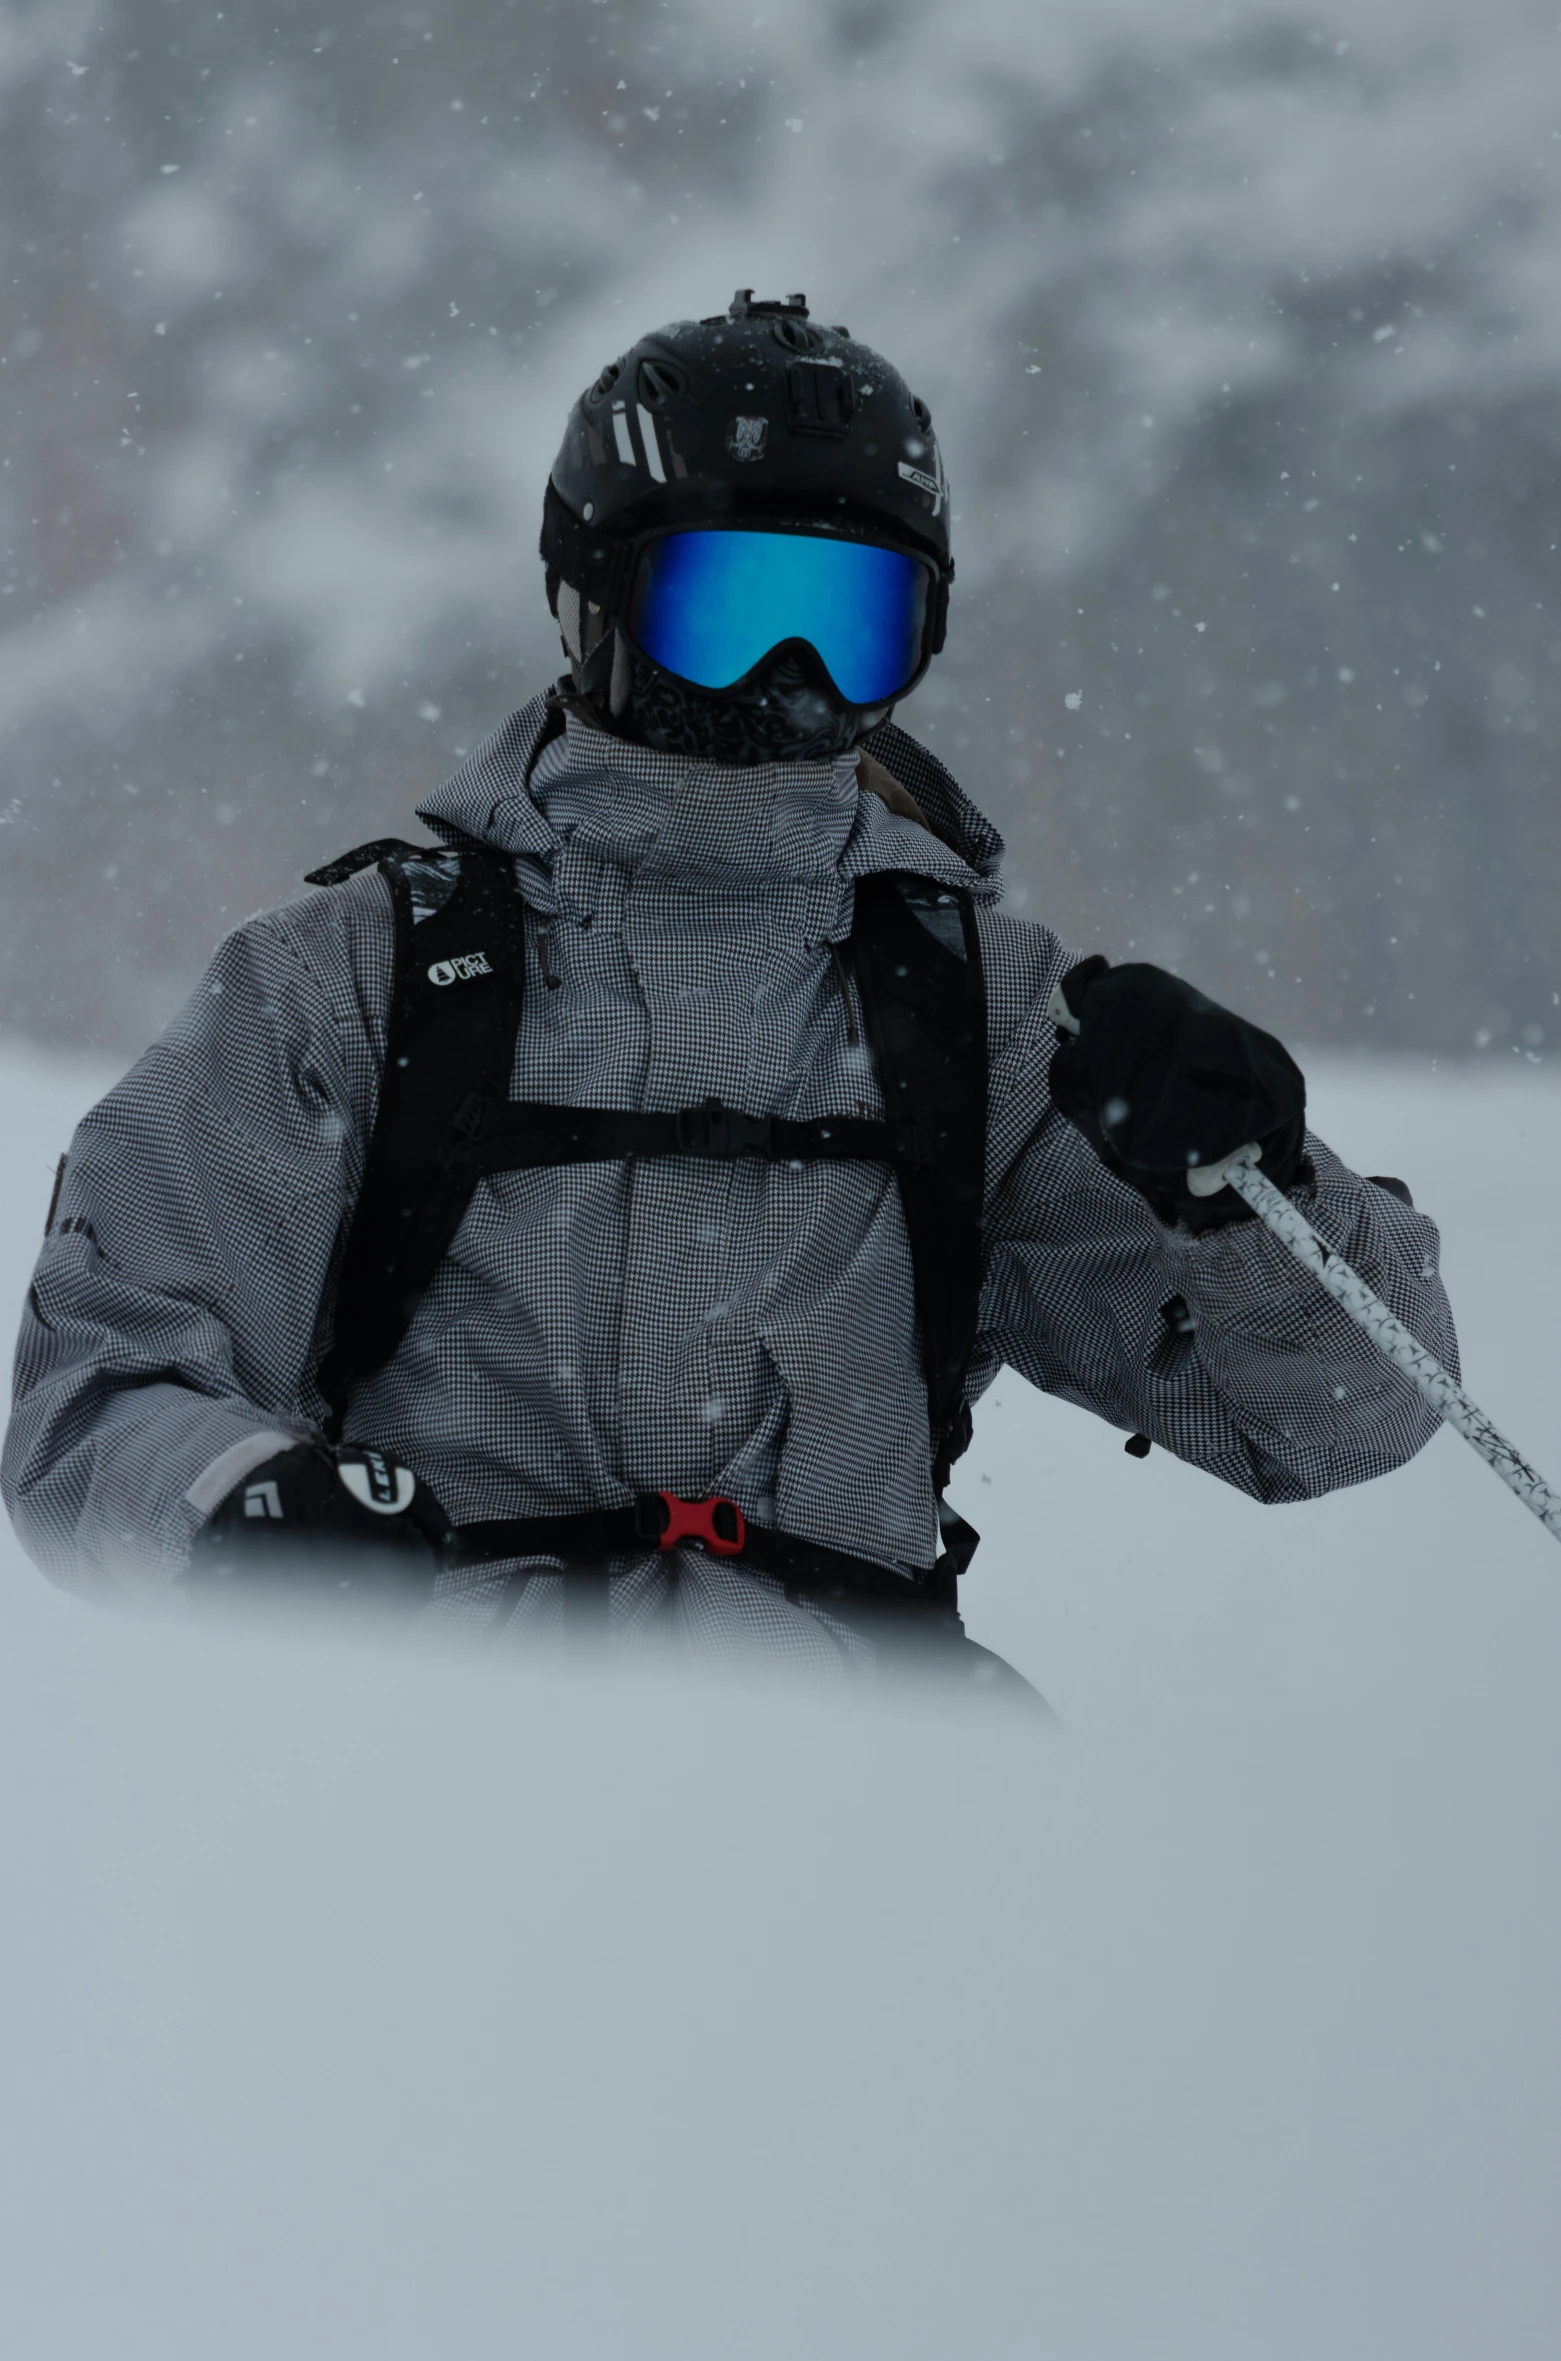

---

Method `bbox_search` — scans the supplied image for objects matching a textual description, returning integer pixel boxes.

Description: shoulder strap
[305,837,437,889]
[848,874,987,1524]
[317,844,528,1438]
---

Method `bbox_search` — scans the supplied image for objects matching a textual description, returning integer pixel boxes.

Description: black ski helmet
[539,292,953,754]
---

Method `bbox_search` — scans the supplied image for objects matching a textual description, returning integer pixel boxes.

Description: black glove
[1048,957,1311,1232]
[187,1441,453,1605]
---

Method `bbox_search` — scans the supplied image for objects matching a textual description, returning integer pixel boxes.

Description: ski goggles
[624,527,936,708]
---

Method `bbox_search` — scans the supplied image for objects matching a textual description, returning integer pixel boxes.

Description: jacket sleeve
[1,881,387,1595]
[975,918,1458,1503]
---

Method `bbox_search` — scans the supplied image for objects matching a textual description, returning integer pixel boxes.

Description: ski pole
[1187,1144,1561,1547]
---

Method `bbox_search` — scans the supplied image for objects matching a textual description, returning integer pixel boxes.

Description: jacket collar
[417,686,1006,904]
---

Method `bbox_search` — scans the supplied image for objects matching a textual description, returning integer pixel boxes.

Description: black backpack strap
[445,1494,959,1609]
[317,844,528,1438]
[848,874,987,1570]
[305,838,435,889]
[457,1098,901,1170]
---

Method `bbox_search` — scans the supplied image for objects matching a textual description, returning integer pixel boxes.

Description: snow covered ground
[2,1039,1560,2358]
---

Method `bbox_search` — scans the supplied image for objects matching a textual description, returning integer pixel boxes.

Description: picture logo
[427,951,494,987]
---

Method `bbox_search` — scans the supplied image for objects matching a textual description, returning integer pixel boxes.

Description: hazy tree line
[1,0,1557,1056]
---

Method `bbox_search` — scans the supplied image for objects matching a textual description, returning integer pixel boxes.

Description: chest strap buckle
[642,1491,748,1557]
[675,1098,774,1158]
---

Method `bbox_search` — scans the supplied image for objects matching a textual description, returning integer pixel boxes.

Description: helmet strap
[574,630,614,705]
[609,631,633,717]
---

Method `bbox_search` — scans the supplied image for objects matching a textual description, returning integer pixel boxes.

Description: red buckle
[654,1492,747,1558]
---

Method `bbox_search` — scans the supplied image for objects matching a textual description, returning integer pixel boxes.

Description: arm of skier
[976,929,1458,1503]
[0,882,386,1594]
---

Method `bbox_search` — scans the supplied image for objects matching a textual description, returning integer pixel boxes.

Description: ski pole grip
[1185,1142,1263,1199]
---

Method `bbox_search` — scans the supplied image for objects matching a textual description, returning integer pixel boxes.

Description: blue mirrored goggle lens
[628,530,929,707]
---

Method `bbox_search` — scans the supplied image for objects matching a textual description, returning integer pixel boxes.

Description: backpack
[304,833,988,1597]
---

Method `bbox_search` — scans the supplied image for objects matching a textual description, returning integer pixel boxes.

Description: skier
[1,291,1456,1688]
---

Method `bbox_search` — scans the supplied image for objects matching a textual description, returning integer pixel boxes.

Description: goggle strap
[930,570,950,657]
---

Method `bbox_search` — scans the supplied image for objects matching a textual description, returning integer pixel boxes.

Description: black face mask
[621,646,879,765]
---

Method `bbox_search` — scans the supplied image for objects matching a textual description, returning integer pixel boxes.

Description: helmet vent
[635,356,687,410]
[588,362,621,406]
[772,316,822,354]
[911,395,932,432]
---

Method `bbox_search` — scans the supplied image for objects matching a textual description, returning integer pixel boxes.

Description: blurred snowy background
[2,0,1560,1054]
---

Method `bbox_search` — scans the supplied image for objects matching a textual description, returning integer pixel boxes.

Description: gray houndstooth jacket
[2,692,1455,1649]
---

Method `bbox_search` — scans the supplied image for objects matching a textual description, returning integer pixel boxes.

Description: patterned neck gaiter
[620,648,879,766]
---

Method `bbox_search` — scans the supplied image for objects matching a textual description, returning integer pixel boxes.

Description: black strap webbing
[849,875,987,1490]
[317,847,528,1435]
[447,1097,914,1177]
[444,1500,959,1610]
